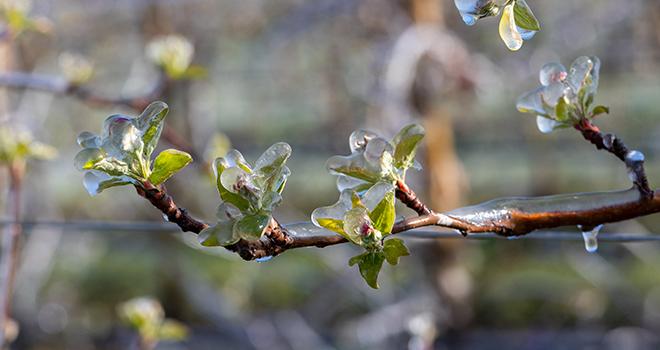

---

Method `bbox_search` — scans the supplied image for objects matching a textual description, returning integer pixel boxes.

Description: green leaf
[383,238,410,265]
[392,124,425,170]
[368,188,395,234]
[349,252,385,289]
[591,105,609,118]
[314,218,346,236]
[513,0,540,31]
[555,97,570,122]
[136,101,169,159]
[148,149,192,185]
[233,214,271,241]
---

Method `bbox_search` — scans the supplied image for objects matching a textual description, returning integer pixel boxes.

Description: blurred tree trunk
[408,0,473,330]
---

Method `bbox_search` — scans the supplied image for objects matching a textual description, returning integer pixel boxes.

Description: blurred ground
[1,0,660,349]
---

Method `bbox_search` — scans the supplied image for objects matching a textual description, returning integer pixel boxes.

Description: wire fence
[2,219,660,243]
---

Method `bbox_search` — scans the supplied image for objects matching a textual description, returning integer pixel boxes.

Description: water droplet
[536,115,559,134]
[625,150,645,164]
[162,213,170,222]
[255,256,273,263]
[460,13,477,25]
[579,224,602,253]
[602,134,615,149]
[499,4,523,51]
[539,63,567,86]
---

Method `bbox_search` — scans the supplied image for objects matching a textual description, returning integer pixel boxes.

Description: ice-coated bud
[539,63,567,86]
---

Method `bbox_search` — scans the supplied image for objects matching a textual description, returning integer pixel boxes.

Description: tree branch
[133,181,660,261]
[575,119,653,198]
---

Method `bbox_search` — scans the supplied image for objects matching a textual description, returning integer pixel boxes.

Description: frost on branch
[326,124,425,193]
[199,143,291,247]
[453,0,539,50]
[517,56,607,133]
[312,182,409,289]
[74,101,192,195]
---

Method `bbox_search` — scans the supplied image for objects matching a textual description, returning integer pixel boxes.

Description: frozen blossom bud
[58,52,94,85]
[146,35,194,78]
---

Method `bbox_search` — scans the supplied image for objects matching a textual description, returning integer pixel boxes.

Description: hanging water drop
[625,150,645,164]
[536,115,559,134]
[255,256,273,263]
[579,224,602,253]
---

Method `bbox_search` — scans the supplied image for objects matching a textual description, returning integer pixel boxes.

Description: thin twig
[0,163,23,348]
[575,119,653,198]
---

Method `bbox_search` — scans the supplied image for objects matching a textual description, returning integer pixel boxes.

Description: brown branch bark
[575,119,653,198]
[395,180,432,215]
[134,181,660,261]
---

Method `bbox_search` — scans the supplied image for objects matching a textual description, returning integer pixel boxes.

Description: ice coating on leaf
[499,4,523,51]
[517,56,605,132]
[327,124,425,191]
[254,142,291,176]
[77,131,100,148]
[233,214,271,240]
[580,224,602,253]
[199,221,237,247]
[349,129,378,153]
[539,63,567,86]
[568,56,600,95]
[74,148,104,171]
[216,202,242,221]
[536,116,560,134]
[454,0,504,25]
[75,101,182,195]
[361,182,395,212]
[311,190,353,235]
[364,137,393,166]
[516,87,547,115]
[220,166,250,194]
[82,171,133,196]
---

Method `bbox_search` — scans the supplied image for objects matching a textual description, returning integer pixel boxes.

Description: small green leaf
[368,188,395,234]
[349,252,385,289]
[233,214,271,241]
[383,238,410,265]
[314,218,346,236]
[392,124,425,170]
[555,97,570,122]
[591,105,610,118]
[149,149,192,185]
[513,0,540,31]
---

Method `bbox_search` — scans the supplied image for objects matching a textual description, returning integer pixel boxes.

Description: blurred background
[1,0,660,348]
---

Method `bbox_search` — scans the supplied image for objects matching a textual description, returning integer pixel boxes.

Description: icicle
[579,224,602,253]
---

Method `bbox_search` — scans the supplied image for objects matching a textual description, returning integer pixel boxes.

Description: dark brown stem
[0,162,24,348]
[395,180,432,215]
[575,119,653,198]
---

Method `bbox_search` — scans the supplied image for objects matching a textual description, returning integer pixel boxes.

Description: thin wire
[0,219,659,243]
